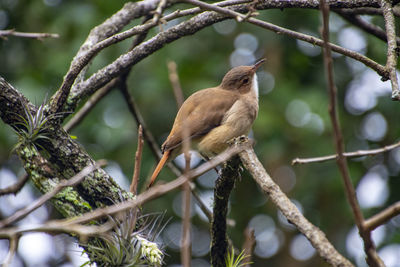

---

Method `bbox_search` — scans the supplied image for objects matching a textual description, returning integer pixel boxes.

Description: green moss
[53,187,92,216]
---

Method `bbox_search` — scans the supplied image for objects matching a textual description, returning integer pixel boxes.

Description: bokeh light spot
[290,234,315,261]
[357,171,388,208]
[296,39,321,57]
[0,10,9,30]
[18,233,54,265]
[379,244,400,266]
[285,99,311,127]
[213,20,236,35]
[361,112,387,142]
[258,71,275,95]
[338,28,366,54]
[230,48,255,67]
[234,33,258,53]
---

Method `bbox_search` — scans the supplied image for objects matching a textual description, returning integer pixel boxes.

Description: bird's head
[220,58,266,94]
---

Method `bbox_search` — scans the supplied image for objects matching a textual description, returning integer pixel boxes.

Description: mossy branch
[211,156,241,267]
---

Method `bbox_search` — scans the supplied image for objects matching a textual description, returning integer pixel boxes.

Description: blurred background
[1,0,400,266]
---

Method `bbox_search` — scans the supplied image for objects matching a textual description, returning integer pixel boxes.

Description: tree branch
[0,29,59,40]
[2,234,18,267]
[211,156,241,267]
[380,0,400,100]
[130,125,144,195]
[337,10,400,46]
[63,78,116,132]
[68,0,388,114]
[0,160,106,228]
[0,77,127,214]
[0,173,29,196]
[65,144,246,226]
[320,1,384,266]
[292,139,400,165]
[364,201,400,232]
[182,0,388,79]
[236,138,354,267]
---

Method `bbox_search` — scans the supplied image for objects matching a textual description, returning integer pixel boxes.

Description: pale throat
[252,73,259,99]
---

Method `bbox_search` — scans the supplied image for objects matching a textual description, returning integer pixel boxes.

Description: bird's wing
[162,88,239,152]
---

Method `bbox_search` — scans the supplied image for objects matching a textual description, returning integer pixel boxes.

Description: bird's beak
[252,58,266,71]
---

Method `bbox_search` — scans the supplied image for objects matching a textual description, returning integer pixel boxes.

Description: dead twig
[237,138,354,267]
[364,201,400,232]
[242,227,255,267]
[0,29,59,40]
[167,61,185,108]
[119,82,163,160]
[0,160,107,228]
[292,140,400,165]
[337,10,400,46]
[181,159,192,267]
[65,144,246,226]
[174,60,192,266]
[130,125,144,194]
[0,221,113,242]
[152,0,168,24]
[2,234,19,267]
[320,1,384,266]
[380,0,400,100]
[0,173,29,196]
[63,80,116,132]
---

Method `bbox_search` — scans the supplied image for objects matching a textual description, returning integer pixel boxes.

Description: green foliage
[83,210,166,267]
[225,247,251,267]
[11,100,59,152]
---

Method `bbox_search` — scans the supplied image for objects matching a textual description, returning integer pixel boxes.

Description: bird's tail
[148,150,171,188]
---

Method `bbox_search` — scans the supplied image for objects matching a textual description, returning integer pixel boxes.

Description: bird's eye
[242,77,249,84]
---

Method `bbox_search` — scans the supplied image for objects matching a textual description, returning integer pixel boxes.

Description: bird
[148,59,265,187]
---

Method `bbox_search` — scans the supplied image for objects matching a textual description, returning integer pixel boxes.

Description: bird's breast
[197,93,258,157]
[222,96,258,133]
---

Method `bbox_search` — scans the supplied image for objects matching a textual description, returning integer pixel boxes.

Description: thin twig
[337,10,400,46]
[181,164,192,267]
[63,14,152,132]
[173,59,192,266]
[49,11,168,115]
[63,79,116,132]
[320,1,384,266]
[237,138,354,267]
[0,29,59,40]
[292,140,400,165]
[2,234,18,267]
[0,145,243,264]
[0,160,107,228]
[0,173,29,196]
[120,76,211,222]
[242,227,255,267]
[152,0,168,24]
[336,7,400,17]
[380,0,400,100]
[119,83,163,160]
[0,221,113,241]
[364,201,400,232]
[167,61,185,108]
[130,125,144,194]
[189,183,213,222]
[65,144,246,226]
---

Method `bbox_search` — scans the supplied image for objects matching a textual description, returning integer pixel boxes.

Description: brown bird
[148,59,265,187]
